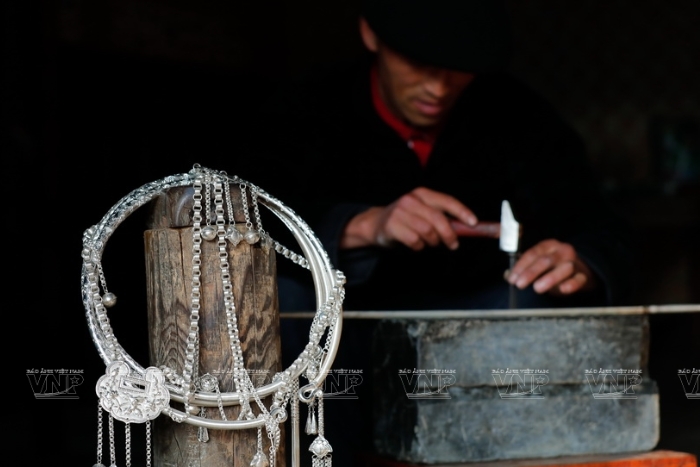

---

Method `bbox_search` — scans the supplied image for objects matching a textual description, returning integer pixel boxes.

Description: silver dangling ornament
[250,451,269,467]
[102,292,117,308]
[226,225,242,246]
[308,389,332,466]
[305,400,317,435]
[201,225,217,241]
[309,436,333,461]
[96,361,170,423]
[197,406,209,443]
[244,228,260,245]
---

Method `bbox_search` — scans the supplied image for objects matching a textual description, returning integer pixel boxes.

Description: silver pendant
[96,361,170,423]
[197,407,209,442]
[309,435,333,458]
[226,225,242,246]
[250,452,269,467]
[305,405,317,435]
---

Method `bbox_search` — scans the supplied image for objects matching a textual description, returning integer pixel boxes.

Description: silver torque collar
[82,164,345,430]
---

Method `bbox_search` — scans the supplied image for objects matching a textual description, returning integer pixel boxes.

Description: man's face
[361,19,475,128]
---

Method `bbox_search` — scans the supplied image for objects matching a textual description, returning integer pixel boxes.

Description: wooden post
[143,186,285,466]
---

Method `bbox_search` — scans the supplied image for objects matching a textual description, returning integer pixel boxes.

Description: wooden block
[144,186,284,466]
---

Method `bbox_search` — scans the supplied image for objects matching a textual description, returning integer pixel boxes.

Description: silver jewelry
[125,423,131,467]
[95,404,105,467]
[83,164,345,467]
[239,182,261,244]
[308,389,332,467]
[108,413,116,467]
[305,398,317,435]
[145,421,152,467]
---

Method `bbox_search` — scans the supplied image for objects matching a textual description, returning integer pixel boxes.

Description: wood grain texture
[144,187,284,467]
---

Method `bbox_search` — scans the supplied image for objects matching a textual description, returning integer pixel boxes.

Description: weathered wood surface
[144,186,284,467]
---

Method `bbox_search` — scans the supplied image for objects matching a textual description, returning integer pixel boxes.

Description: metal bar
[508,253,517,310]
[281,304,700,320]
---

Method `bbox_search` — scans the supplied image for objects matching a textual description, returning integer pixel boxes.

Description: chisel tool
[499,200,520,309]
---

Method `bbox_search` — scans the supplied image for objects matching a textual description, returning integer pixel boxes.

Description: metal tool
[499,200,520,309]
[448,201,521,308]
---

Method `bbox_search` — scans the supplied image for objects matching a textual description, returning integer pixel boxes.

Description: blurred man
[244,1,632,464]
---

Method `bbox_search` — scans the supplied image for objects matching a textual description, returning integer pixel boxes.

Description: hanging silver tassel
[305,400,317,435]
[197,407,209,442]
[124,423,132,467]
[250,426,269,467]
[108,414,117,467]
[94,403,106,467]
[308,390,332,467]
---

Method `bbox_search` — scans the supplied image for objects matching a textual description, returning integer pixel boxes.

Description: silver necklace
[84,164,344,467]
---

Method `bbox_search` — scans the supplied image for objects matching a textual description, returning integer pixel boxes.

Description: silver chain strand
[204,173,213,226]
[239,182,253,229]
[146,421,152,467]
[125,423,131,467]
[96,404,104,466]
[215,179,255,421]
[250,184,265,236]
[108,414,116,467]
[272,239,310,269]
[181,174,204,416]
[222,172,236,225]
[317,392,324,438]
[216,383,228,421]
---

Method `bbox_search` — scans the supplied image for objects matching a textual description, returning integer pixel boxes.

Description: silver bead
[198,374,218,392]
[102,293,117,308]
[244,229,260,244]
[201,225,217,241]
[226,225,242,245]
[250,452,269,467]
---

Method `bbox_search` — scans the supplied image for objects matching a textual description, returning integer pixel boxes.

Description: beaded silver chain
[84,164,345,467]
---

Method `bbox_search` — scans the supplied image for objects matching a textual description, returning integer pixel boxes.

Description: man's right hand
[340,187,478,251]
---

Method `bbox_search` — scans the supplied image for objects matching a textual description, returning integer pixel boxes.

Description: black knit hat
[361,0,513,72]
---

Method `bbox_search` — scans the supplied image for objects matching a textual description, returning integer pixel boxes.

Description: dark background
[7,0,699,464]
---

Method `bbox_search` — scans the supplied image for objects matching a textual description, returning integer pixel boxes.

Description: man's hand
[506,239,597,295]
[340,187,478,250]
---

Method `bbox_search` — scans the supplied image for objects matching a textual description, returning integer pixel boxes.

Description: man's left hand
[506,239,597,295]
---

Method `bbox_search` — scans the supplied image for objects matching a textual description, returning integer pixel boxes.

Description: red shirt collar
[370,65,437,167]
